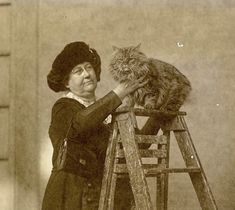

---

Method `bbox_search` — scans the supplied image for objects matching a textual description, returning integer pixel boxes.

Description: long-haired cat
[109,44,192,112]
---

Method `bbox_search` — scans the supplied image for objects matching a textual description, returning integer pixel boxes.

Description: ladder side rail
[98,122,119,210]
[156,130,170,210]
[107,162,118,209]
[116,112,153,210]
[173,116,218,210]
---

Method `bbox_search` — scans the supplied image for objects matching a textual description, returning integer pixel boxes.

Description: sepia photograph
[0,0,235,209]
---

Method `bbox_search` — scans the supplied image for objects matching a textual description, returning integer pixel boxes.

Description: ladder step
[117,134,167,144]
[145,167,201,175]
[116,149,167,158]
[115,107,186,117]
[115,164,201,176]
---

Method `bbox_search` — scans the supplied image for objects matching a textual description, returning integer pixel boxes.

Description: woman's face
[66,62,97,98]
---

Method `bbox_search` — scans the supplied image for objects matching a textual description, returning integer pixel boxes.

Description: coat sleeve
[51,91,122,141]
[72,91,122,133]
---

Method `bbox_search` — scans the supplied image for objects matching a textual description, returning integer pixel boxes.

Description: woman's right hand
[113,76,148,100]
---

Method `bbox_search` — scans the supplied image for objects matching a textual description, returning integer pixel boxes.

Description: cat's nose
[122,64,128,70]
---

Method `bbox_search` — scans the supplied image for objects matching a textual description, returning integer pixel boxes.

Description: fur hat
[47,41,101,92]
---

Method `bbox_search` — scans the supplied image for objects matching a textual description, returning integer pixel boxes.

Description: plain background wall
[37,1,235,209]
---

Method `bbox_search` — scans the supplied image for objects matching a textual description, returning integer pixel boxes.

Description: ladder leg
[99,122,119,210]
[108,171,117,209]
[156,131,170,210]
[156,174,168,210]
[172,116,218,210]
[117,112,153,210]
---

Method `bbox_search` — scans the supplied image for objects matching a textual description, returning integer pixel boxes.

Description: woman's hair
[47,41,101,92]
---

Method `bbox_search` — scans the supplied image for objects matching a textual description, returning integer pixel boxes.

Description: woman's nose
[82,67,90,78]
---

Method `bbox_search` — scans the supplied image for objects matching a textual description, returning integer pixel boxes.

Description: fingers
[115,76,149,100]
[126,76,148,90]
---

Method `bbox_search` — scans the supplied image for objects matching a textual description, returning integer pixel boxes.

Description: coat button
[87,183,92,187]
[87,198,92,202]
[79,158,86,165]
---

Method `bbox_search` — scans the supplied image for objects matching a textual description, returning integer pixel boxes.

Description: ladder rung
[117,134,167,144]
[115,164,201,176]
[145,167,201,175]
[114,163,165,174]
[116,149,167,158]
[136,134,167,144]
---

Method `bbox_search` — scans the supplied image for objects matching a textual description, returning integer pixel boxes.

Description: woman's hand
[113,76,148,100]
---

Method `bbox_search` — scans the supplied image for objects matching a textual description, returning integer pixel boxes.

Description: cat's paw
[144,103,155,109]
[122,95,135,107]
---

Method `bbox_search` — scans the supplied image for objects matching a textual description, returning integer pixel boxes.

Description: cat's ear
[134,43,141,50]
[112,45,120,51]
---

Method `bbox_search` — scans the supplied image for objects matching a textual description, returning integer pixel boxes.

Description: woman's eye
[86,65,93,71]
[73,68,83,74]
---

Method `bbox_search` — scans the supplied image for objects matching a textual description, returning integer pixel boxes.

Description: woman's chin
[84,84,96,92]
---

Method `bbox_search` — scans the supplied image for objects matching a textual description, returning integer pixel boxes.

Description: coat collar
[63,91,96,107]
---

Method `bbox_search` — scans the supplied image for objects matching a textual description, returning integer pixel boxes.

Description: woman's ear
[65,84,70,88]
[64,77,70,89]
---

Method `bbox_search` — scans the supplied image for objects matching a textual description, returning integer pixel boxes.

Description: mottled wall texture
[37,1,235,210]
[8,0,235,210]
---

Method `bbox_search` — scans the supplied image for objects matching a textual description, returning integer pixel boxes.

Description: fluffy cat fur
[109,44,192,111]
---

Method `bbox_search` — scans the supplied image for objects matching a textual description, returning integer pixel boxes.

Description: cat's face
[109,44,150,81]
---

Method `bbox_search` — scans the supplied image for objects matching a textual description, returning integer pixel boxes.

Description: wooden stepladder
[98,108,217,210]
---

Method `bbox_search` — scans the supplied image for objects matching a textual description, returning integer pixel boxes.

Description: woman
[42,41,158,210]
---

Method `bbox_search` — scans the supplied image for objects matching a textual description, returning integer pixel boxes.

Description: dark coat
[42,91,135,210]
[42,91,160,210]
